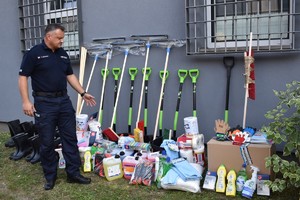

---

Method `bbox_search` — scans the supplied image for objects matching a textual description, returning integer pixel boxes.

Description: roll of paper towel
[184,117,199,135]
[180,149,194,163]
[76,114,88,132]
[192,134,204,150]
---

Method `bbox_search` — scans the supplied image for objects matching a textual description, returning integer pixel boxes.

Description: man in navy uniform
[18,23,96,190]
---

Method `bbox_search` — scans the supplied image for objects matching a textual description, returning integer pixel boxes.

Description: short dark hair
[44,23,65,35]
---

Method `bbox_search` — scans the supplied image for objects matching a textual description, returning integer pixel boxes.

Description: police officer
[18,23,96,190]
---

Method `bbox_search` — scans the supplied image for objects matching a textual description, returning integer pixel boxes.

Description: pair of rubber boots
[9,120,36,161]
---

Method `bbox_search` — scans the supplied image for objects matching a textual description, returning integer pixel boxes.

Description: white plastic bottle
[242,166,260,199]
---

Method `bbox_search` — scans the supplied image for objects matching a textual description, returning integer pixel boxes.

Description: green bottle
[236,163,248,194]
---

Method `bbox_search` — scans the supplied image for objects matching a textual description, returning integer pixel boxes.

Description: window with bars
[185,0,300,55]
[18,0,80,60]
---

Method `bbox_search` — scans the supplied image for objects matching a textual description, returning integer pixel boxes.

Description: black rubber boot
[30,135,41,164]
[26,135,39,162]
[9,133,32,160]
[5,119,23,148]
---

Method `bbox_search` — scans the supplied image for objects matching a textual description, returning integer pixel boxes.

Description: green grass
[0,132,299,200]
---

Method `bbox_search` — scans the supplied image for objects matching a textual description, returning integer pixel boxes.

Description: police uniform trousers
[34,94,81,181]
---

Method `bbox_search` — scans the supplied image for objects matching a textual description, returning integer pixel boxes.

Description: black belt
[33,90,67,98]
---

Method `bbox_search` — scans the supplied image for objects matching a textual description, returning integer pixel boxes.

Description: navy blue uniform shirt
[19,40,73,92]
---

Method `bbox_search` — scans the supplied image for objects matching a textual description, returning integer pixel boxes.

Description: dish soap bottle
[226,169,237,196]
[242,165,260,198]
[216,164,227,193]
[236,163,248,194]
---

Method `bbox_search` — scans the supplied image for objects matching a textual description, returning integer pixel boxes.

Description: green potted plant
[261,81,300,194]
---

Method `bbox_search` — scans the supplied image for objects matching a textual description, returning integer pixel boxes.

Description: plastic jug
[122,156,140,180]
[103,155,123,181]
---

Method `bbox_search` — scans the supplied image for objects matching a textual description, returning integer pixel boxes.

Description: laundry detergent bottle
[242,166,259,199]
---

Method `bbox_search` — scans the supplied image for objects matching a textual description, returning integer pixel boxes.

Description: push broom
[102,40,145,142]
[130,35,168,142]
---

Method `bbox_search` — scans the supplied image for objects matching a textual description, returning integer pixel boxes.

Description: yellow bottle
[83,150,92,172]
[226,169,237,196]
[103,155,123,181]
[216,164,227,193]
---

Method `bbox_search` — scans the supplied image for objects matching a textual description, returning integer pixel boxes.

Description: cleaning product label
[242,185,254,199]
[236,176,246,192]
[107,165,121,177]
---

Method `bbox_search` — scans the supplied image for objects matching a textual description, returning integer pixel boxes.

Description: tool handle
[159,70,169,80]
[189,69,199,83]
[101,69,109,78]
[178,69,188,83]
[142,67,152,81]
[128,67,138,80]
[112,68,121,80]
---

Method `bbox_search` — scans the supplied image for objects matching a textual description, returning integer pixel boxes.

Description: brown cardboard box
[207,138,276,179]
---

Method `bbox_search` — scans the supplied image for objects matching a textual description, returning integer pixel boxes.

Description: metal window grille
[18,0,80,60]
[185,0,300,55]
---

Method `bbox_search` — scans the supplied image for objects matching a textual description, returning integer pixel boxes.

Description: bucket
[103,155,123,181]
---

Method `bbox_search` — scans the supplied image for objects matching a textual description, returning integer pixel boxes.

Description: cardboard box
[207,139,275,179]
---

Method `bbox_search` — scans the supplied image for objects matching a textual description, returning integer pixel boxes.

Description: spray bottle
[242,165,260,199]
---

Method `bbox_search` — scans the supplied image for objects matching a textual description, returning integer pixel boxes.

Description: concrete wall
[1,1,299,150]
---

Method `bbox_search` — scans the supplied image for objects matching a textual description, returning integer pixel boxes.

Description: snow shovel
[128,67,138,133]
[98,68,109,124]
[173,69,188,137]
[159,70,169,137]
[142,67,152,137]
[223,56,235,123]
[189,69,199,117]
[112,67,121,132]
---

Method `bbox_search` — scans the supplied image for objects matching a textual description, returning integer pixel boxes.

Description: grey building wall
[1,1,299,150]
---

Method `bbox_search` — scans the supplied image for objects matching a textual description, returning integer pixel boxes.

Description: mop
[152,39,186,143]
[102,40,145,142]
[173,69,188,137]
[243,32,255,129]
[128,67,138,133]
[130,34,168,142]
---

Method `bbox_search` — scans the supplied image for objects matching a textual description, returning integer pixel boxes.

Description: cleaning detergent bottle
[236,163,248,194]
[122,156,140,180]
[242,166,260,199]
[216,164,227,193]
[83,150,92,172]
[226,169,237,196]
[103,154,123,181]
